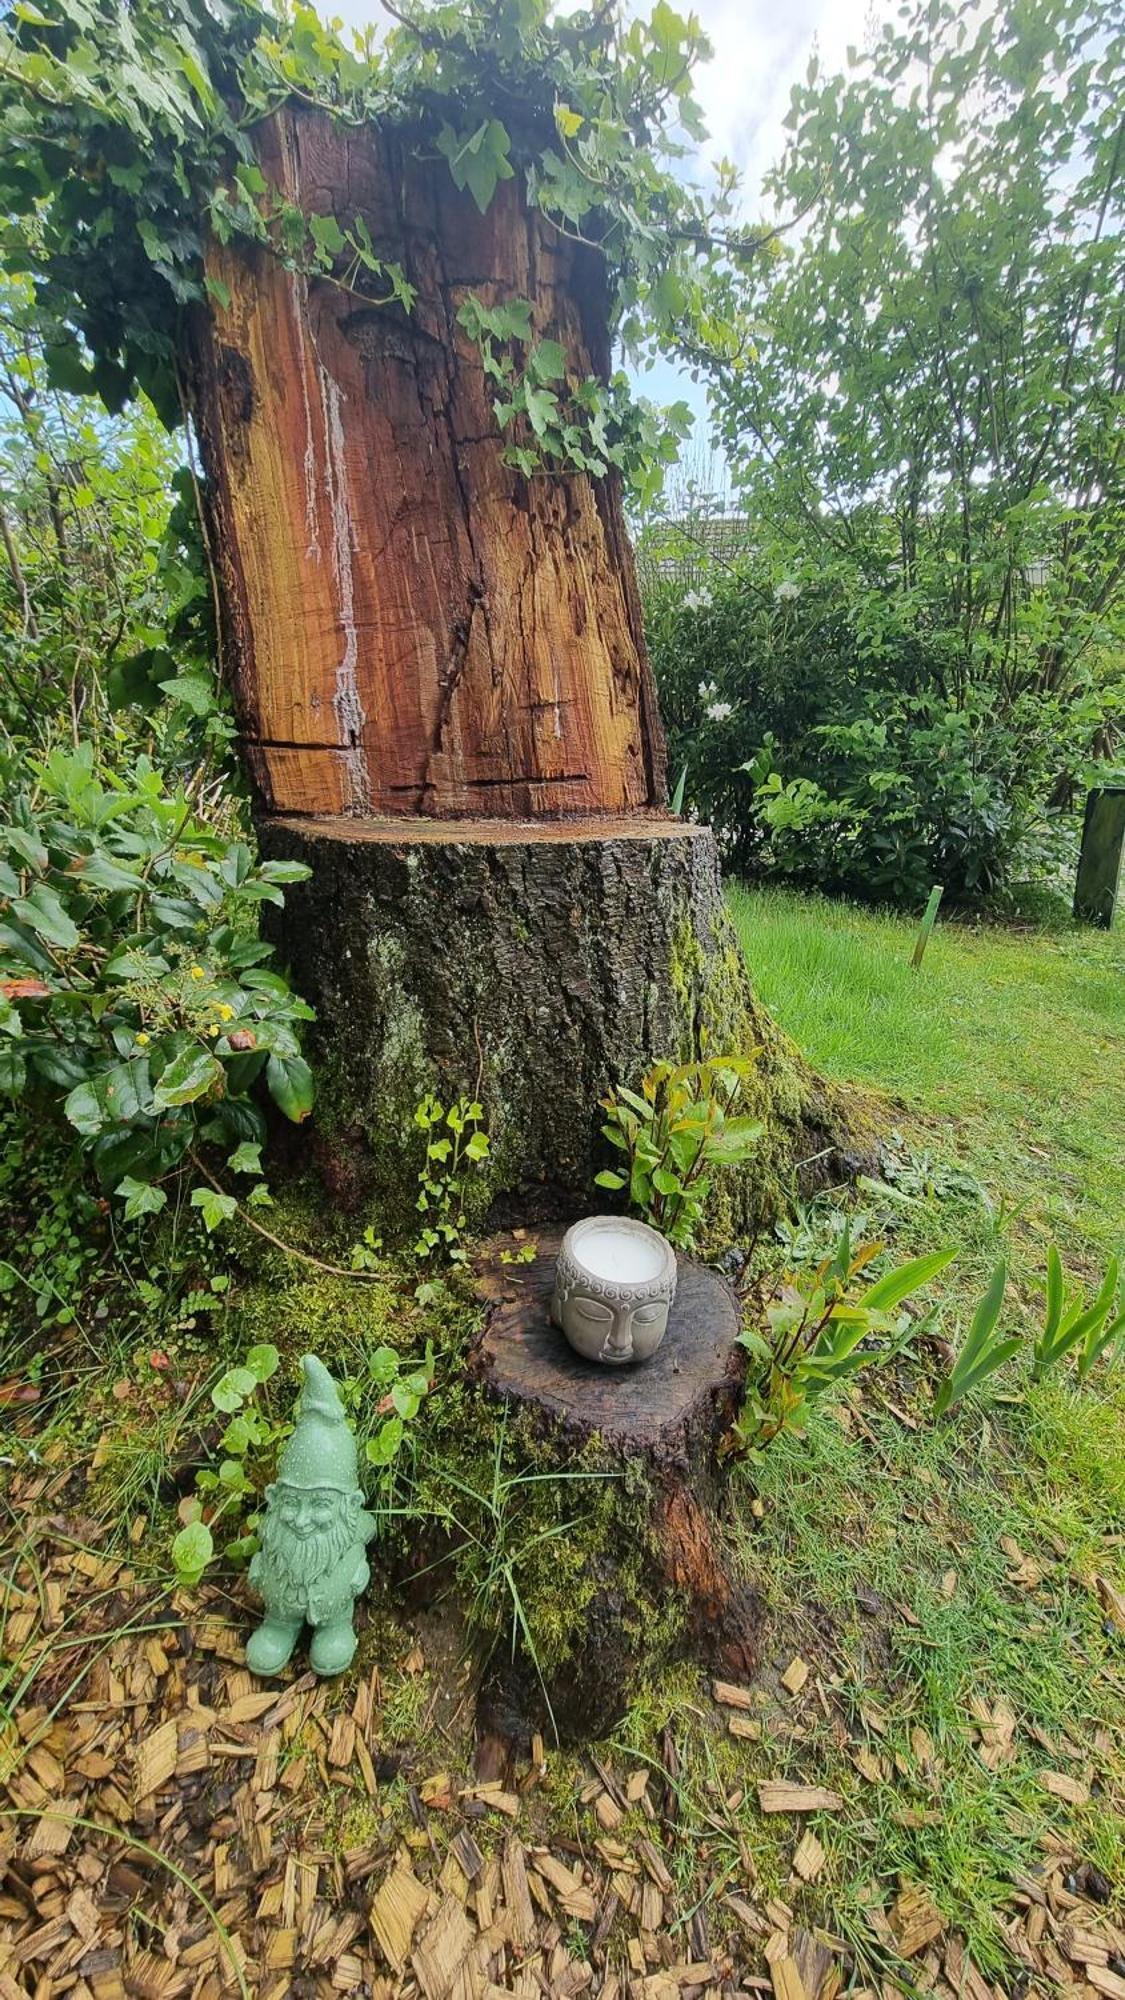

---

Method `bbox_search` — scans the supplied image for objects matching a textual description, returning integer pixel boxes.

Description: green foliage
[0,274,226,773]
[172,1339,283,1582]
[645,0,1125,903]
[0,1107,102,1336]
[363,1340,434,1475]
[411,1094,491,1265]
[0,743,314,1213]
[597,1056,762,1249]
[0,0,759,499]
[457,293,692,499]
[934,1261,1021,1415]
[738,1229,956,1446]
[410,1412,617,1730]
[1033,1245,1121,1383]
[645,562,1098,905]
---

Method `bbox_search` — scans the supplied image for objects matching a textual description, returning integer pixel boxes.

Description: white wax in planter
[577,1227,666,1285]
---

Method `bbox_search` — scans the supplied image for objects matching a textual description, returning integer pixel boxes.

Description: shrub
[646,564,1093,904]
[0,742,313,1217]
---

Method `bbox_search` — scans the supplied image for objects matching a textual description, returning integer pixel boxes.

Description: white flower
[683,587,713,612]
[705,700,734,722]
[698,678,718,702]
[775,579,801,602]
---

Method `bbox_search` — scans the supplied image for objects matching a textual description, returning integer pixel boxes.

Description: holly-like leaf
[154,1046,223,1108]
[266,1051,314,1122]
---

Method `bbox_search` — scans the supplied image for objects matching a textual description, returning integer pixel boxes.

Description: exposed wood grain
[193,105,665,821]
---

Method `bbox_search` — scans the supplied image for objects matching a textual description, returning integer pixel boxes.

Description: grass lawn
[728,882,1125,1266]
[660,885,1125,1977]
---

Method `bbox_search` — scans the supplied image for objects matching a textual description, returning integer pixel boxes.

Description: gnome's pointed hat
[276,1355,359,1493]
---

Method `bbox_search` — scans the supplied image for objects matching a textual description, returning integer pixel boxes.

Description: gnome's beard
[255,1493,360,1606]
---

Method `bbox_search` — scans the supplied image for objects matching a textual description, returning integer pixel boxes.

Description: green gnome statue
[246,1354,374,1678]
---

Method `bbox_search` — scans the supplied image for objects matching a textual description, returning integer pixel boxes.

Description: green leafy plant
[456,294,692,498]
[738,1230,956,1446]
[1033,1246,1122,1383]
[934,1261,1020,1416]
[363,1342,435,1474]
[597,1056,762,1249]
[413,1416,615,1737]
[0,744,314,1215]
[171,1341,282,1583]
[412,1095,491,1265]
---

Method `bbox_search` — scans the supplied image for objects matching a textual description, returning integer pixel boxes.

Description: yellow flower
[190,965,204,981]
[218,1003,234,1021]
[135,1031,150,1046]
[207,1022,220,1036]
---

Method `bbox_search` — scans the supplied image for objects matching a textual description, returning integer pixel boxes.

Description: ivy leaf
[437,119,515,213]
[309,212,346,260]
[227,1140,263,1175]
[191,1186,238,1233]
[116,1175,168,1220]
[529,339,566,383]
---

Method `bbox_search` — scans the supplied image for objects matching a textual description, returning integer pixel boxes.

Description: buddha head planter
[550,1216,677,1365]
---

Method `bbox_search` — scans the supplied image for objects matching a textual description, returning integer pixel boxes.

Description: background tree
[651,0,1125,904]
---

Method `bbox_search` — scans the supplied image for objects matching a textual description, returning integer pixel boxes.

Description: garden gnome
[246,1354,374,1677]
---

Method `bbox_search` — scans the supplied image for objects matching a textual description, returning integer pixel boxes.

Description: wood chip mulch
[2,1500,1123,2000]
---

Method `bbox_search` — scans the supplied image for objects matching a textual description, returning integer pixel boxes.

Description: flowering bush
[645,563,1098,904]
[0,745,314,1219]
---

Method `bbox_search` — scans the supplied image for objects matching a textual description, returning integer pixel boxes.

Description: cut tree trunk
[259,813,871,1233]
[191,104,664,820]
[466,1233,761,1743]
[188,105,875,1232]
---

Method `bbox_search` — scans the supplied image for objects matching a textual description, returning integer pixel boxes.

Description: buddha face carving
[550,1217,677,1366]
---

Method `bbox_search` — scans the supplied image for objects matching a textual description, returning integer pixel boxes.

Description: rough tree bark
[259,813,867,1231]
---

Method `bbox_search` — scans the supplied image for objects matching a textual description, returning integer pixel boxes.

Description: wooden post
[1074,788,1125,929]
[911,885,943,968]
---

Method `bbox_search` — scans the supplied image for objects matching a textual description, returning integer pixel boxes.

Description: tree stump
[191,104,664,821]
[260,812,867,1233]
[466,1233,761,1743]
[187,105,875,1228]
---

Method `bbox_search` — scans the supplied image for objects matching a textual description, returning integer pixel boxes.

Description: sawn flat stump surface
[471,1233,742,1456]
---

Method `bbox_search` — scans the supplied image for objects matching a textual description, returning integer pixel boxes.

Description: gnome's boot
[246,1612,303,1676]
[309,1615,357,1677]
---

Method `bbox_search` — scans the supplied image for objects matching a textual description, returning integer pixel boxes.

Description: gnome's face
[273,1485,344,1542]
[258,1481,363,1593]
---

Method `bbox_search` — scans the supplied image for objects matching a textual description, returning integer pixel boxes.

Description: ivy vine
[0,0,758,494]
